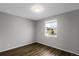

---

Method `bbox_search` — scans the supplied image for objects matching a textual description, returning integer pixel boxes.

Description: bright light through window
[45,20,57,37]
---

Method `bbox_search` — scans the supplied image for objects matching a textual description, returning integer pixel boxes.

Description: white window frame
[45,19,57,37]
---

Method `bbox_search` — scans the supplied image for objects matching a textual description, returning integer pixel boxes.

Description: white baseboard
[36,41,79,55]
[0,41,34,52]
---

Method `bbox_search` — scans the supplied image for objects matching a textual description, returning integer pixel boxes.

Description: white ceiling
[0,3,79,20]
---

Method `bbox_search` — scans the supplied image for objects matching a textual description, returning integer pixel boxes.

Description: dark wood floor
[0,42,77,56]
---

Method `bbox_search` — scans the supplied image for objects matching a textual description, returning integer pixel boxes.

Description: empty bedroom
[0,3,79,56]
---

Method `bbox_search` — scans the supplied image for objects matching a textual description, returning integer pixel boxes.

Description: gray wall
[0,12,35,52]
[36,10,79,55]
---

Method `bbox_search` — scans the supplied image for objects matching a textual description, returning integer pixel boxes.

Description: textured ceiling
[0,3,79,20]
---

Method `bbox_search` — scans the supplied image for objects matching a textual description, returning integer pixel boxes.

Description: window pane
[45,20,57,37]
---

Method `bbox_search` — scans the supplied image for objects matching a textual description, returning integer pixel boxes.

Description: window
[45,19,57,37]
